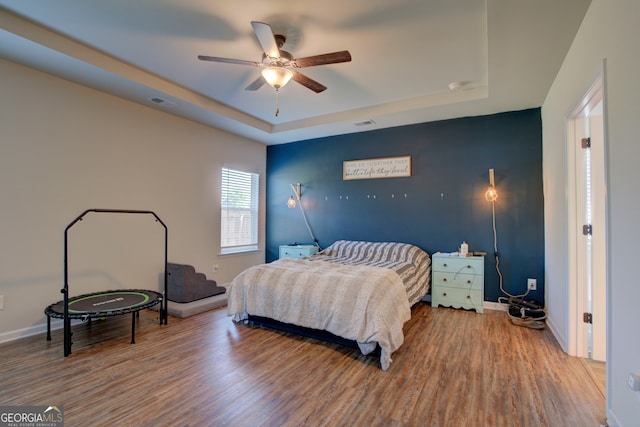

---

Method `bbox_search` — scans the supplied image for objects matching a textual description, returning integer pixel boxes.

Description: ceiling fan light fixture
[262,66,293,89]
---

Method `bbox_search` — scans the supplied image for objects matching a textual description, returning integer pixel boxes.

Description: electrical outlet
[527,278,537,291]
[212,264,220,272]
[0,294,4,310]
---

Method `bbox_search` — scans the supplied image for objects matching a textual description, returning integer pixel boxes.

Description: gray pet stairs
[165,263,227,317]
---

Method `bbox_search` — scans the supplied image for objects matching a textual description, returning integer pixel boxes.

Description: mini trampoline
[45,209,169,357]
[45,289,163,345]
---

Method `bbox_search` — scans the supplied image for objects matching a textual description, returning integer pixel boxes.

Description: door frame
[565,64,609,361]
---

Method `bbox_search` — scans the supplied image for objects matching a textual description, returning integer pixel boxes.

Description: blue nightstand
[431,253,484,313]
[279,245,319,259]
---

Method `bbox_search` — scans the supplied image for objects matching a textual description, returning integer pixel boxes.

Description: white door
[570,80,607,361]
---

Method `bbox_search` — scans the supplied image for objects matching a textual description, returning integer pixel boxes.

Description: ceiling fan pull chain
[275,88,280,117]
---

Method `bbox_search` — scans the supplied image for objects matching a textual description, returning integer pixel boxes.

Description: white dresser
[279,244,319,259]
[431,253,484,313]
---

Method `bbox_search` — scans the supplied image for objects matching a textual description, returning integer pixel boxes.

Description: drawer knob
[443,278,447,282]
[467,280,471,284]
[466,295,471,299]
[443,263,448,267]
[443,292,447,296]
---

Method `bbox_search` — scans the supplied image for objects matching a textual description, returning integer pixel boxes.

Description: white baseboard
[423,299,509,312]
[544,316,569,353]
[0,318,82,345]
[422,299,509,312]
[0,321,54,344]
[484,301,509,311]
[606,408,621,427]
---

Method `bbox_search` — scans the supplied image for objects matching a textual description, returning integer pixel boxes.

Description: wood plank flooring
[582,358,607,398]
[0,304,605,426]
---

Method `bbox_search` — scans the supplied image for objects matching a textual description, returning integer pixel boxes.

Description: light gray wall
[0,58,266,340]
[542,0,640,425]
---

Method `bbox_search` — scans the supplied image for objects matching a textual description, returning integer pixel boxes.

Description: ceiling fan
[198,21,352,115]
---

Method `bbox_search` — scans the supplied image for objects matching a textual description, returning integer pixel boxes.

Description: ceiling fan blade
[291,71,327,93]
[293,51,352,68]
[245,76,266,91]
[198,55,261,67]
[251,21,280,59]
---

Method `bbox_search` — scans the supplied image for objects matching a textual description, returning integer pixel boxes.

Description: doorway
[567,74,607,374]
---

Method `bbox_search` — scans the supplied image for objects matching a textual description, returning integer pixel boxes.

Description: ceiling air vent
[354,119,376,127]
[147,96,176,109]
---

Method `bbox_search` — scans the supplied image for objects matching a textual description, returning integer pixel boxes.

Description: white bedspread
[227,257,411,370]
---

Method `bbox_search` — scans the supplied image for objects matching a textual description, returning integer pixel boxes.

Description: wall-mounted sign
[343,156,411,180]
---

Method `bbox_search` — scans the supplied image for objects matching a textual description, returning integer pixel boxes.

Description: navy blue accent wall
[266,109,544,304]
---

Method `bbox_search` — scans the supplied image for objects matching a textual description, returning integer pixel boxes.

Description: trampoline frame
[49,209,169,356]
[45,289,163,348]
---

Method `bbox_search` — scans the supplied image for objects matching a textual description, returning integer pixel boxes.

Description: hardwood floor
[582,358,607,398]
[0,304,605,426]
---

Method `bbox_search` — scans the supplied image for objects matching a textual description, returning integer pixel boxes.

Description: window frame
[220,167,260,255]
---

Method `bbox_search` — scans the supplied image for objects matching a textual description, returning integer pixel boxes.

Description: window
[220,168,259,254]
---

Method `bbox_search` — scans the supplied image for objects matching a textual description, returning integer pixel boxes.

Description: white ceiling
[0,0,591,145]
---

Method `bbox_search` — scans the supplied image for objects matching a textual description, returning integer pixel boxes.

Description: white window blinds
[220,168,259,254]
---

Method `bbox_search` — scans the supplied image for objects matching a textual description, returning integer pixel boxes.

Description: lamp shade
[262,66,293,89]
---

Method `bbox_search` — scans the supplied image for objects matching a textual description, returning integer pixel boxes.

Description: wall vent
[147,96,177,109]
[354,119,376,127]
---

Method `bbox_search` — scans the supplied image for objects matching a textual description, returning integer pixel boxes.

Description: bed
[226,240,431,370]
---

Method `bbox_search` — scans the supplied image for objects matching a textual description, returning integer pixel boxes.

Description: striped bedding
[226,240,430,370]
[311,240,431,305]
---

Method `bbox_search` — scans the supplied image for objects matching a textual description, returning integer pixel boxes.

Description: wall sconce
[485,168,498,202]
[285,181,321,249]
[287,183,301,208]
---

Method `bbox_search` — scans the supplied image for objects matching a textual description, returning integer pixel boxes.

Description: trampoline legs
[131,312,136,344]
[46,315,51,341]
[64,317,72,357]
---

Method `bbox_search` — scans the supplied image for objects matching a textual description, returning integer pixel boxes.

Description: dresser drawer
[432,288,483,311]
[279,245,319,259]
[434,271,483,291]
[432,256,484,275]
